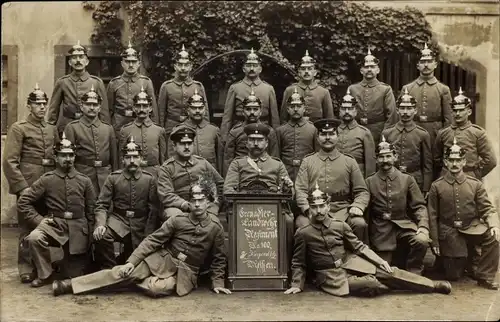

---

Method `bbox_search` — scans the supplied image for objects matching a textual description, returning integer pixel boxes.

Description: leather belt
[75,157,110,168]
[417,115,441,123]
[63,109,83,120]
[329,194,350,202]
[165,246,199,267]
[114,208,148,218]
[116,108,135,117]
[316,258,343,270]
[48,210,84,220]
[21,157,55,166]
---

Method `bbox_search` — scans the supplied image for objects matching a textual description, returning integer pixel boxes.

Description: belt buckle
[94,160,103,167]
[63,211,73,219]
[74,112,82,119]
[124,110,133,117]
[177,252,187,262]
[140,160,148,167]
[419,115,428,122]
[125,210,135,218]
[42,158,53,166]
[292,159,301,166]
[360,117,368,125]
[453,220,463,228]
[334,258,343,268]
[399,165,407,172]
[382,212,392,220]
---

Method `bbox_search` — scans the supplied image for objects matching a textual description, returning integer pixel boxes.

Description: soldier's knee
[295,215,310,229]
[410,234,430,249]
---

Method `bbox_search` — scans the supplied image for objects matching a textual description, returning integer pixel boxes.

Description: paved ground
[1,227,499,321]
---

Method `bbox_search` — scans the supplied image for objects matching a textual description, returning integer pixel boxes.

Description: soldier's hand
[40,217,55,226]
[379,261,393,273]
[490,227,500,242]
[213,287,232,295]
[180,201,193,213]
[432,246,440,256]
[119,262,135,278]
[282,176,293,188]
[93,226,106,240]
[348,207,364,217]
[284,287,302,294]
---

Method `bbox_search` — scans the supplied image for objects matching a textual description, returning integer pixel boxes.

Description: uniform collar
[242,77,262,86]
[27,114,47,127]
[188,213,211,227]
[69,71,90,82]
[416,76,438,85]
[134,117,153,127]
[360,78,380,88]
[80,116,101,128]
[287,118,307,127]
[297,80,318,90]
[122,72,139,83]
[444,171,467,184]
[122,168,142,180]
[395,121,416,132]
[174,155,197,167]
[376,168,398,181]
[339,120,358,130]
[54,167,77,178]
[310,216,331,229]
[185,118,208,129]
[173,76,193,86]
[317,149,340,161]
[451,121,472,130]
[249,152,269,162]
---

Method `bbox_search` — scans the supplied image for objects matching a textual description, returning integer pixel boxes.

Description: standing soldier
[366,136,431,275]
[280,50,334,123]
[18,134,96,287]
[337,89,376,178]
[402,43,452,149]
[382,88,432,195]
[2,84,58,283]
[223,89,279,176]
[92,136,158,269]
[168,89,222,173]
[276,87,317,182]
[348,49,397,144]
[120,87,167,178]
[220,49,279,144]
[107,41,158,135]
[158,45,209,154]
[295,119,370,242]
[64,86,118,195]
[428,139,500,290]
[48,41,109,135]
[434,88,496,180]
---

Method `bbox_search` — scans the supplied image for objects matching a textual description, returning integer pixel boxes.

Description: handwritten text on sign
[237,204,279,275]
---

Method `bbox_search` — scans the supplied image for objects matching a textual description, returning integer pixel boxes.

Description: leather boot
[52,279,73,296]
[31,275,53,288]
[433,281,452,294]
[477,279,499,290]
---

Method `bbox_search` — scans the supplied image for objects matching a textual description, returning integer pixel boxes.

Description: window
[1,45,18,135]
[2,55,8,134]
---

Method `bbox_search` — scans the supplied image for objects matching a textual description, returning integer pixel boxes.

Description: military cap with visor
[243,123,270,138]
[313,118,342,134]
[170,125,196,143]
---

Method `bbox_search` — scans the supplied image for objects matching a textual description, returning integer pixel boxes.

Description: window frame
[1,45,19,135]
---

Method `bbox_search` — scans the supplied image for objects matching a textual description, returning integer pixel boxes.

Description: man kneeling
[284,185,452,297]
[52,181,231,297]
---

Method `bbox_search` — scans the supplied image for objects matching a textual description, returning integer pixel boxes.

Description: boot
[433,281,452,294]
[20,273,35,284]
[52,279,73,296]
[31,275,53,288]
[477,279,499,290]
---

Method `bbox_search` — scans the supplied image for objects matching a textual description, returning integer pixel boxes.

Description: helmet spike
[315,181,319,190]
[381,134,387,143]
[250,86,255,96]
[140,85,144,92]
[424,42,428,50]
[305,49,309,56]
[458,87,463,95]
[130,136,135,144]
[293,87,299,95]
[34,83,40,91]
[128,40,132,48]
[194,87,199,95]
[91,84,95,92]
[182,44,186,51]
[61,131,67,140]
[367,48,372,55]
[77,40,81,46]
[346,87,351,95]
[403,87,409,95]
[453,137,457,146]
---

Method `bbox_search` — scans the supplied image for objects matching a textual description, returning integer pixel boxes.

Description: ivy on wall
[85,1,438,107]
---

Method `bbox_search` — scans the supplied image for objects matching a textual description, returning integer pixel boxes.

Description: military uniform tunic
[48,71,109,134]
[381,122,432,192]
[220,77,279,142]
[119,117,167,178]
[434,121,497,179]
[337,120,376,178]
[280,81,334,123]
[107,73,158,133]
[64,117,118,195]
[347,79,397,144]
[276,119,317,182]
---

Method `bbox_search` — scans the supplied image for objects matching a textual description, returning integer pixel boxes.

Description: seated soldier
[52,181,231,297]
[284,185,452,297]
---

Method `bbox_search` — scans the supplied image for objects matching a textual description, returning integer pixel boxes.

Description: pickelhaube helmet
[300,50,315,68]
[68,40,87,56]
[363,48,379,67]
[175,44,191,64]
[451,87,471,109]
[245,48,261,64]
[27,83,48,104]
[190,182,210,201]
[287,87,305,105]
[376,135,395,155]
[81,84,102,104]
[445,137,466,159]
[133,86,152,105]
[243,122,270,138]
[122,136,142,156]
[397,87,416,107]
[54,132,76,154]
[170,125,196,143]
[419,43,434,61]
[341,88,357,107]
[121,40,139,61]
[307,182,329,206]
[187,88,205,108]
[242,87,262,107]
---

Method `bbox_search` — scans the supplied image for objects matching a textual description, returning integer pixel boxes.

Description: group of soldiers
[2,39,499,299]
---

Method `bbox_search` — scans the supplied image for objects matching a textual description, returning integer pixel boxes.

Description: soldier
[17,134,96,287]
[158,125,224,222]
[428,139,500,290]
[168,89,222,172]
[381,88,432,195]
[434,88,496,180]
[402,43,452,148]
[347,49,397,144]
[107,41,158,135]
[365,136,431,275]
[280,50,334,123]
[92,136,158,269]
[52,182,231,297]
[223,88,279,176]
[64,86,118,195]
[47,41,109,135]
[158,45,209,153]
[220,48,279,143]
[276,87,317,182]
[2,84,58,283]
[119,87,167,178]
[295,119,370,243]
[284,185,452,297]
[337,89,376,178]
